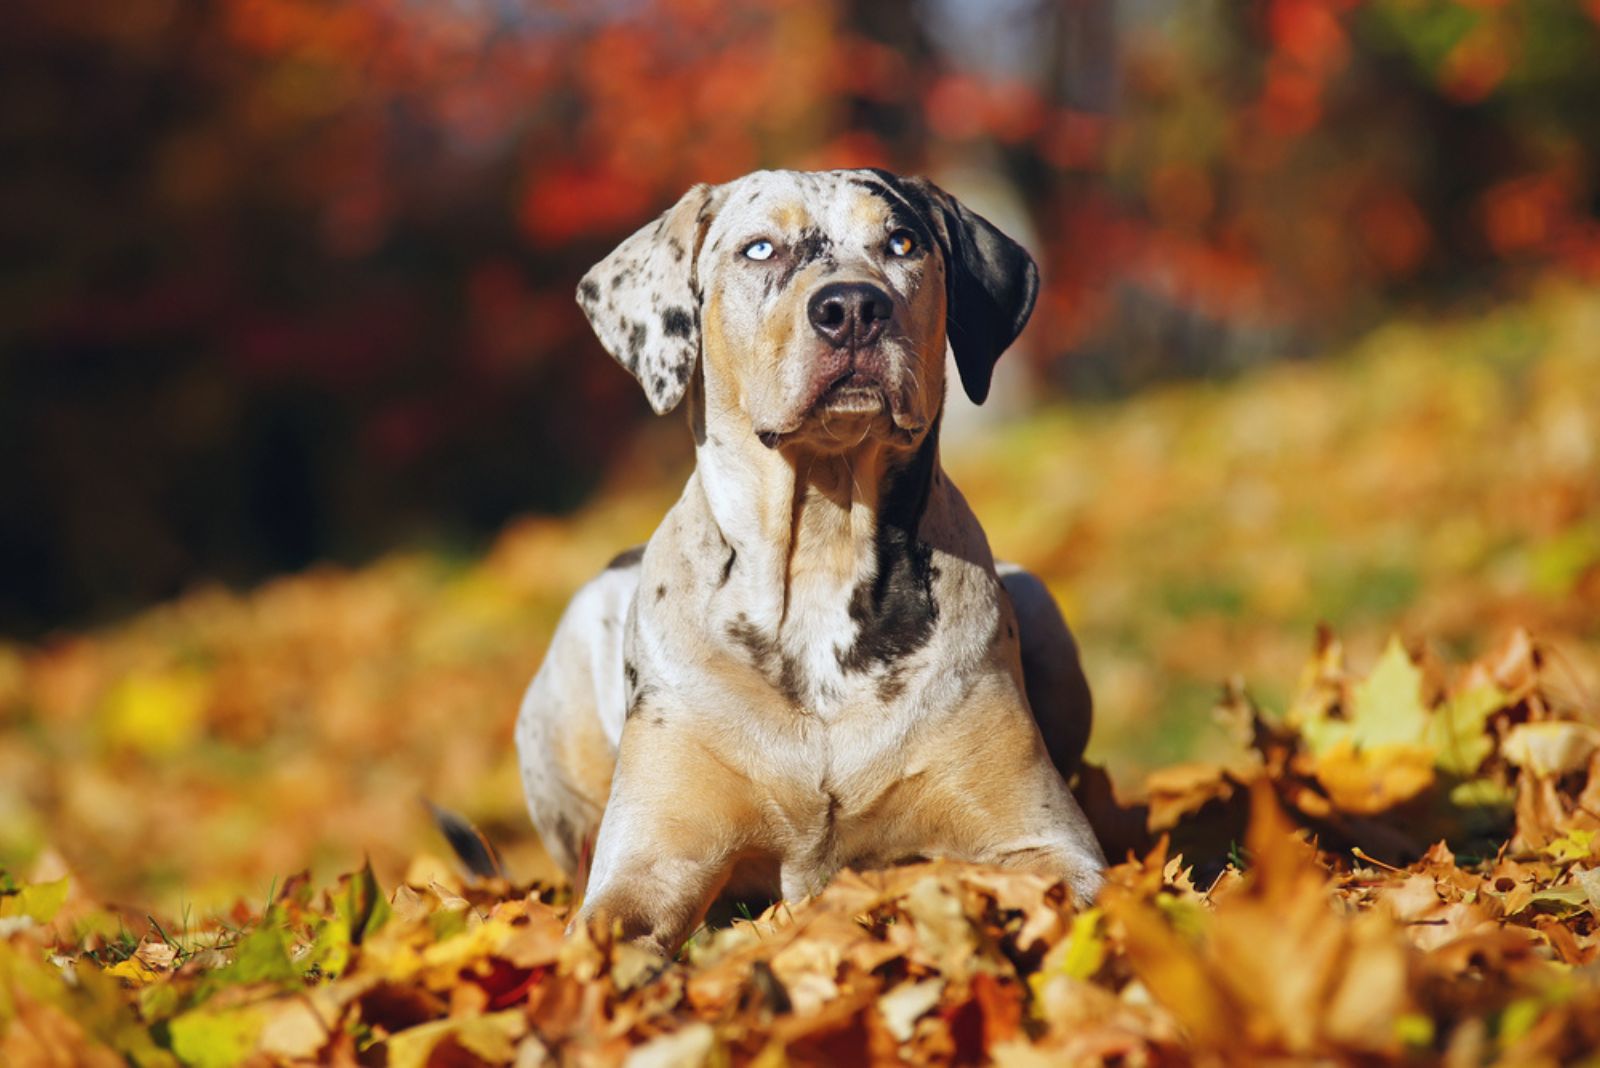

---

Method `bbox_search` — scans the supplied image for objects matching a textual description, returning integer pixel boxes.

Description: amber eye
[888,229,917,257]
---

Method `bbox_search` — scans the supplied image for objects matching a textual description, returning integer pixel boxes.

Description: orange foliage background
[5,0,1600,635]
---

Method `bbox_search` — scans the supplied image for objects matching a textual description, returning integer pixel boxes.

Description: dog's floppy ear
[881,174,1040,405]
[576,183,714,415]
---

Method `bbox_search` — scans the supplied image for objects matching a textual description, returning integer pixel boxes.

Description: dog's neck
[691,416,941,627]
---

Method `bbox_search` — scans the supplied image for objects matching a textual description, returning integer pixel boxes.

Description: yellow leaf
[103,958,160,986]
[1299,636,1430,757]
[100,668,209,757]
[1312,742,1435,814]
[1395,1012,1435,1048]
[1051,908,1105,983]
[0,877,68,923]
[385,1010,526,1068]
[1347,637,1430,750]
[1108,895,1236,1049]
[1543,830,1597,864]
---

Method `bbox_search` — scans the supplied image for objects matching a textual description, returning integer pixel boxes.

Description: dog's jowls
[516,169,1105,956]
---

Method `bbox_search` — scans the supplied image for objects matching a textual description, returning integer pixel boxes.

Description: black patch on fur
[667,237,685,262]
[653,373,667,396]
[626,321,647,369]
[655,584,667,601]
[848,175,935,250]
[623,660,657,721]
[868,169,1038,405]
[726,614,769,661]
[792,227,830,265]
[578,278,600,306]
[773,227,833,292]
[837,421,942,674]
[778,657,806,707]
[719,545,737,587]
[876,667,907,704]
[611,271,625,288]
[726,613,805,705]
[553,813,579,863]
[627,686,654,720]
[661,306,693,339]
[606,545,645,571]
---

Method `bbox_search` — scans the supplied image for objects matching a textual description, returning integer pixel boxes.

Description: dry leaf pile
[4,629,1599,1066]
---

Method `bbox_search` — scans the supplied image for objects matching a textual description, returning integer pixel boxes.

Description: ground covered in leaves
[6,631,1600,1065]
[2,284,1599,1064]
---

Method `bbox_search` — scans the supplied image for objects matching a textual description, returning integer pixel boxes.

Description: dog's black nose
[808,282,892,349]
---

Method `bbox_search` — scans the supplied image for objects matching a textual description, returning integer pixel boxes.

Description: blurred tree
[1,0,1596,633]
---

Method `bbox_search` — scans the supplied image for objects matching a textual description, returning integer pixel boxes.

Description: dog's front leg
[912,682,1108,905]
[576,722,758,957]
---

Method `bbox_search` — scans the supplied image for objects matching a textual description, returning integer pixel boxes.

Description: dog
[516,169,1105,956]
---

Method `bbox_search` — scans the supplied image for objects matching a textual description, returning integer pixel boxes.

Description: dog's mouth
[813,369,888,415]
[755,367,925,451]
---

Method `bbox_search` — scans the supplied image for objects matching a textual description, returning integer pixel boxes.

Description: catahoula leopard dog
[516,168,1105,956]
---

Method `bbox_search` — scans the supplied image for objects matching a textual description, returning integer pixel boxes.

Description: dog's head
[577,169,1038,452]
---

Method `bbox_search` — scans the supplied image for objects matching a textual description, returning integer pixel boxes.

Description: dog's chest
[719,538,942,725]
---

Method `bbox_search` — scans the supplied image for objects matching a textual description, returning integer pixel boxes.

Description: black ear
[576,183,714,415]
[877,173,1040,404]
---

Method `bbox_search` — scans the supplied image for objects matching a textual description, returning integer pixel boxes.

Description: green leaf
[1498,997,1544,1044]
[196,909,298,1000]
[1447,779,1515,808]
[168,1005,265,1068]
[305,917,351,981]
[307,862,392,980]
[1302,636,1430,756]
[337,860,391,946]
[428,905,470,942]
[1517,885,1591,916]
[1423,681,1506,776]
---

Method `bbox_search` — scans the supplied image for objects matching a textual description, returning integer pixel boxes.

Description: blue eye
[743,239,775,261]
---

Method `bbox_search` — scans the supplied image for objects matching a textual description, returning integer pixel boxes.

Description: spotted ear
[576,184,714,415]
[881,174,1040,405]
